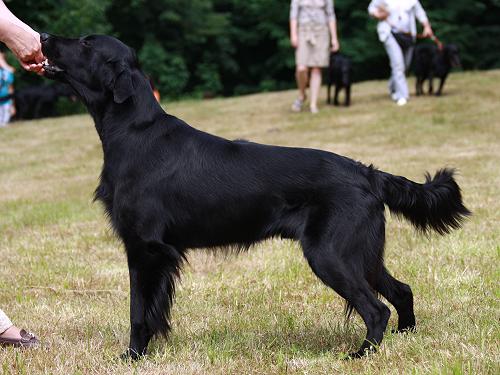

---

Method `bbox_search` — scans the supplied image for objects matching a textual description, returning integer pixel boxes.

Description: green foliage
[2,0,500,101]
[138,37,190,97]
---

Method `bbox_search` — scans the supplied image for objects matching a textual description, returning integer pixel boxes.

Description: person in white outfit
[368,0,433,106]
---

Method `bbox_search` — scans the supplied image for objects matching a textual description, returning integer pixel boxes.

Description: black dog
[14,83,76,120]
[41,33,470,360]
[327,52,352,106]
[414,44,461,96]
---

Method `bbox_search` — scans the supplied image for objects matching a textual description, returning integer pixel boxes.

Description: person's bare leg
[296,65,308,101]
[0,325,23,340]
[292,65,309,112]
[309,67,322,113]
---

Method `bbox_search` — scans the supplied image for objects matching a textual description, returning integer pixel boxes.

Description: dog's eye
[80,39,91,48]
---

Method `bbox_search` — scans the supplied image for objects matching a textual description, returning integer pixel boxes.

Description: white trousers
[0,309,13,334]
[383,34,414,101]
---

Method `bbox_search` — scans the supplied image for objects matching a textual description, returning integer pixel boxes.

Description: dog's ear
[113,63,134,104]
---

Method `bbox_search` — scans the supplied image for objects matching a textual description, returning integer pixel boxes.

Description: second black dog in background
[327,52,352,106]
[414,44,461,96]
[14,83,76,120]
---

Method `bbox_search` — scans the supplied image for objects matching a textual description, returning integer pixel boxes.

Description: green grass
[1,71,499,374]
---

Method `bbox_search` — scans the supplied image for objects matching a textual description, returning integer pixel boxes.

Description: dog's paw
[343,347,374,360]
[120,348,146,362]
[391,325,416,334]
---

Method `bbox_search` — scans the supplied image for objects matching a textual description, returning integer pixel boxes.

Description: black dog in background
[414,44,461,96]
[327,52,352,106]
[14,83,76,120]
[41,33,469,360]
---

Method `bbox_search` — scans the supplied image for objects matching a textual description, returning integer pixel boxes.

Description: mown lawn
[0,71,498,374]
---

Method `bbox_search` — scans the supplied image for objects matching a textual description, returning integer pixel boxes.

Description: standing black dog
[414,44,461,96]
[327,52,352,106]
[14,83,76,120]
[41,33,469,360]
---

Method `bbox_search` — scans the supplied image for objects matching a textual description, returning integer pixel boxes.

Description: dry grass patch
[0,71,499,374]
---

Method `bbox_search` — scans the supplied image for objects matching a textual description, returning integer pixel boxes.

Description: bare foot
[0,325,23,340]
[0,325,39,348]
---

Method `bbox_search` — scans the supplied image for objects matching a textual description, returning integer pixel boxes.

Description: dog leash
[416,33,444,51]
[386,19,444,51]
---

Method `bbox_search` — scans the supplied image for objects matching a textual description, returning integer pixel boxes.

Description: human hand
[331,38,340,52]
[422,24,434,38]
[374,7,390,21]
[4,23,44,73]
[290,34,298,49]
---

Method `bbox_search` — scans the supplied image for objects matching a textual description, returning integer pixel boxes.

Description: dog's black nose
[40,33,50,43]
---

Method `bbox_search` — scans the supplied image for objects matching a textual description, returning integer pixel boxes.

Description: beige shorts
[296,24,331,68]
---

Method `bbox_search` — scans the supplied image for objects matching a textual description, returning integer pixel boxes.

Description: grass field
[0,71,499,374]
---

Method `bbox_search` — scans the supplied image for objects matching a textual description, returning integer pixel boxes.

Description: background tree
[2,0,499,105]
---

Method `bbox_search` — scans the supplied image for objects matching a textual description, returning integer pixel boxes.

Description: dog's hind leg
[300,212,390,358]
[375,268,415,333]
[123,239,184,360]
[416,77,423,96]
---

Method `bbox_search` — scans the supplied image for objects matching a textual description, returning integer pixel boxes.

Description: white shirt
[386,0,413,33]
[368,0,429,42]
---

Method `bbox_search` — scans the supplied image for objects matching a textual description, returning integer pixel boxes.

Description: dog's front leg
[334,84,340,106]
[123,264,152,360]
[345,85,351,107]
[121,238,184,361]
[436,77,446,96]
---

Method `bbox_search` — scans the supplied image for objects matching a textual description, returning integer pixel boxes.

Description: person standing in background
[368,0,433,106]
[0,0,43,347]
[0,52,16,127]
[290,0,340,114]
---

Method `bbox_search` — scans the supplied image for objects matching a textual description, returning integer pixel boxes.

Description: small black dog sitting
[327,52,352,106]
[414,44,461,96]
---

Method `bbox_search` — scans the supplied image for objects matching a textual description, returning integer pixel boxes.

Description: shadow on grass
[148,321,364,360]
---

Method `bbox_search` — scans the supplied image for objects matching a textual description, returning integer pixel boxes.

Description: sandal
[291,98,304,112]
[0,329,40,348]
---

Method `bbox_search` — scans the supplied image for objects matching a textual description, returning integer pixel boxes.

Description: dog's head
[444,44,461,68]
[41,33,138,106]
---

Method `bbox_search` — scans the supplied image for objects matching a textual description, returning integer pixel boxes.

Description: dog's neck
[88,73,165,149]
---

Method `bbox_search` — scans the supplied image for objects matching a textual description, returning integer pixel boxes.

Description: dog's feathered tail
[370,167,471,235]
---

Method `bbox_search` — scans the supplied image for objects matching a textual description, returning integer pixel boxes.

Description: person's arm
[415,1,433,37]
[327,0,339,52]
[0,1,44,72]
[290,0,299,48]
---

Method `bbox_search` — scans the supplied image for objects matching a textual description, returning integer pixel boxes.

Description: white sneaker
[391,93,398,101]
[396,98,407,106]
